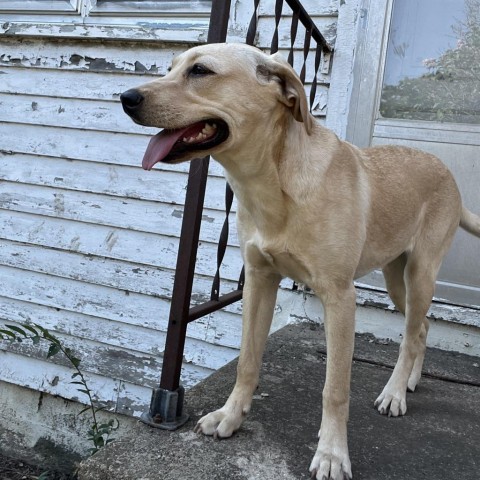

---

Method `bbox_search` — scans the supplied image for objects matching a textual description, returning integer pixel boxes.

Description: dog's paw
[309,427,352,480]
[194,407,245,439]
[374,389,407,417]
[309,448,352,480]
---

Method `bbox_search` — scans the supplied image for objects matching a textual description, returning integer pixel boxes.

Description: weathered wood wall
[0,0,338,416]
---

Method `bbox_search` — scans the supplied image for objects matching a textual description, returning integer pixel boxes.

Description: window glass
[380,0,480,124]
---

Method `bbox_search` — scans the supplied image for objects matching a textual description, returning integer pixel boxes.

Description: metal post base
[140,386,189,431]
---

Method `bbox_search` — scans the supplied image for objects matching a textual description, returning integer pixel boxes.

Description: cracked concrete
[78,322,480,480]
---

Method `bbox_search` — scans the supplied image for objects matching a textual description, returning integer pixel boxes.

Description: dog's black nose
[120,89,144,113]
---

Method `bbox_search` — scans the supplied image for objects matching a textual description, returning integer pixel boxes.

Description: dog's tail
[460,206,480,238]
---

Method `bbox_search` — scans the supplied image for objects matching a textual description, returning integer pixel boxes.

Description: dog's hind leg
[375,252,439,416]
[375,164,463,416]
[382,254,429,392]
[375,188,462,417]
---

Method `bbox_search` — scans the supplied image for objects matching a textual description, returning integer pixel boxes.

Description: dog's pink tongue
[142,128,189,170]
[142,122,208,170]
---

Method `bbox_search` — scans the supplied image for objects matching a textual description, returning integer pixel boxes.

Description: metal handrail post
[141,0,232,430]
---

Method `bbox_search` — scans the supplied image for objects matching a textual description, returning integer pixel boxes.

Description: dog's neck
[214,118,312,234]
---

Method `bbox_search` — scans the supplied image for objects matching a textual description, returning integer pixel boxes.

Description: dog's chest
[249,236,311,284]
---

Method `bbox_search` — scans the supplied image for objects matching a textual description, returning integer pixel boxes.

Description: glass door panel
[380,0,480,124]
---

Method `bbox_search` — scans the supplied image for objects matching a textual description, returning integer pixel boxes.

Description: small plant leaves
[70,357,81,368]
[5,325,28,337]
[1,320,119,455]
[0,329,17,339]
[47,343,61,358]
[22,324,40,336]
[34,324,50,336]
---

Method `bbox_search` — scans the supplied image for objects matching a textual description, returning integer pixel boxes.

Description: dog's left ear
[257,52,313,135]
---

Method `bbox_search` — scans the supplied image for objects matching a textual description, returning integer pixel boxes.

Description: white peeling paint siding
[0,0,340,416]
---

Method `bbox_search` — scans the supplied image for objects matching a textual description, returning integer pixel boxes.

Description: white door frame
[346,0,392,147]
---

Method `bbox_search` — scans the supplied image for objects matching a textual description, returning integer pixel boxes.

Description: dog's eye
[188,63,214,77]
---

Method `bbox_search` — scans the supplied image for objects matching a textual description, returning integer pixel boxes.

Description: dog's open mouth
[142,119,229,169]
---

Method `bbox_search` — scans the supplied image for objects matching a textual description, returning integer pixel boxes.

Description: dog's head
[121,43,313,169]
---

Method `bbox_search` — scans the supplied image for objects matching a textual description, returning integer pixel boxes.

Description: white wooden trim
[0,22,209,42]
[0,0,79,13]
[89,0,212,16]
[373,119,480,146]
[345,0,391,147]
[325,0,360,138]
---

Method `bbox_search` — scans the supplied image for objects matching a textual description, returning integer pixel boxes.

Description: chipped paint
[0,36,180,73]
[53,193,65,215]
[0,22,209,44]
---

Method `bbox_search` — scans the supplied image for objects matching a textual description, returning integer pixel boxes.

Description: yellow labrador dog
[121,43,480,479]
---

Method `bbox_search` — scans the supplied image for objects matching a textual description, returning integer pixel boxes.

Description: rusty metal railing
[141,0,333,430]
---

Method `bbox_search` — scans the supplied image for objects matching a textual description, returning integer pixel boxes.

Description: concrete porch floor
[78,322,480,479]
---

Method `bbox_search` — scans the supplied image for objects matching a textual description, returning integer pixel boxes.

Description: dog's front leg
[195,262,281,438]
[310,284,356,480]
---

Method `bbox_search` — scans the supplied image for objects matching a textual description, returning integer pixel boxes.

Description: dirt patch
[0,453,74,480]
